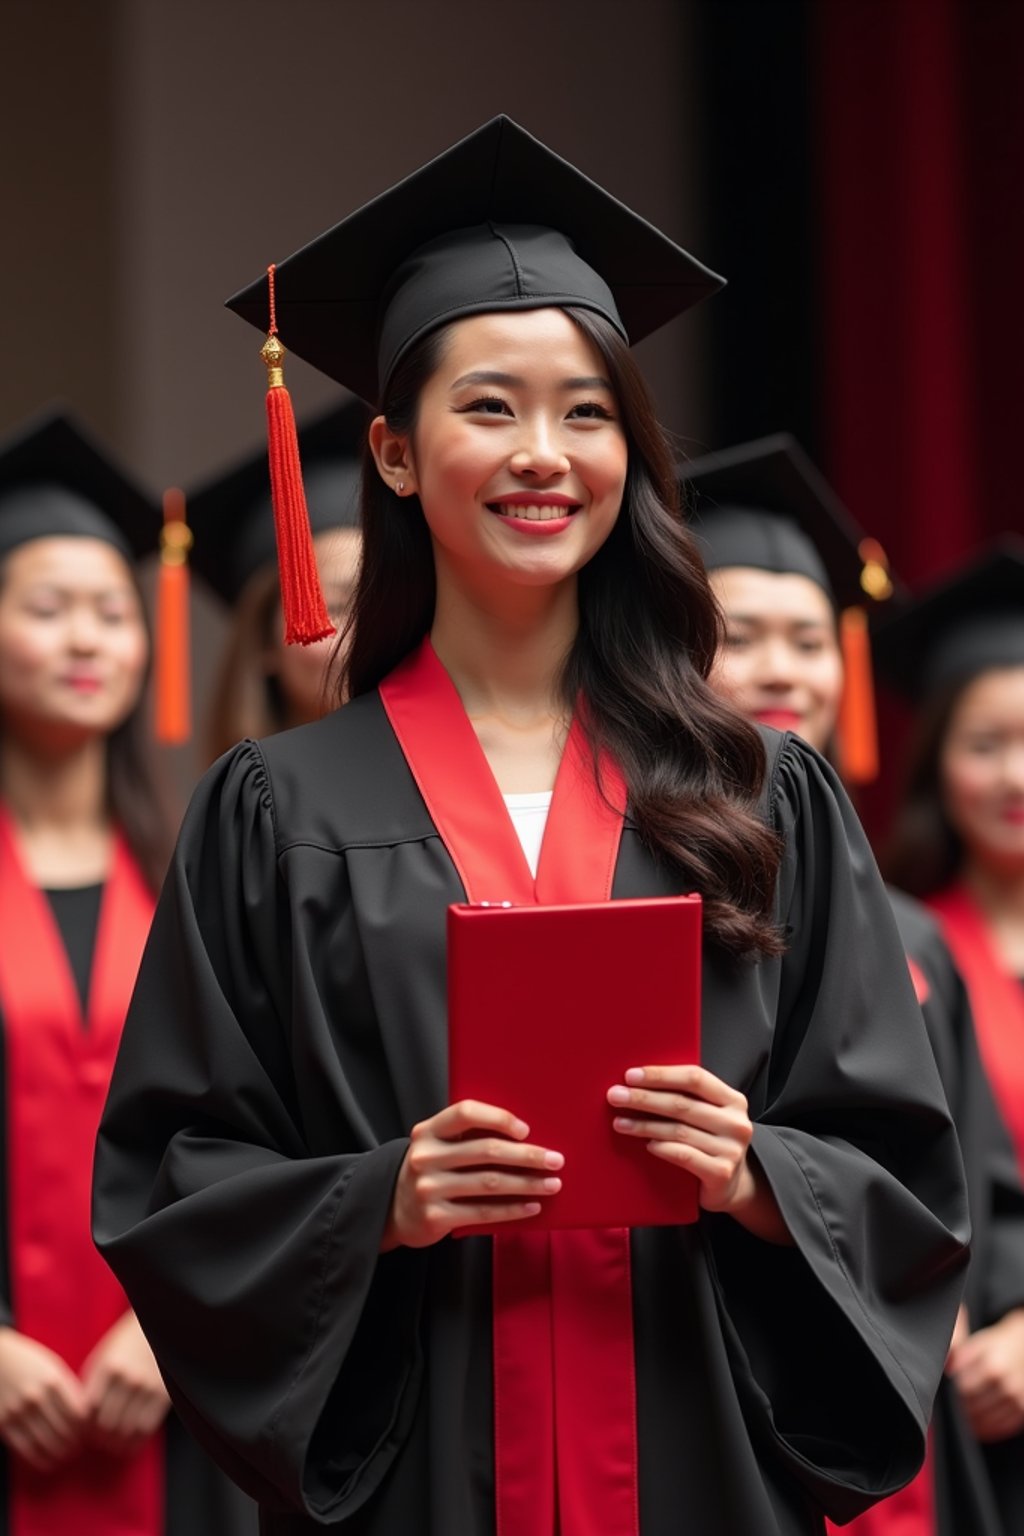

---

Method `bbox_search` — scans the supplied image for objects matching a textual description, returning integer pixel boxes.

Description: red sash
[928,882,1024,1176]
[380,639,639,1536]
[0,807,162,1536]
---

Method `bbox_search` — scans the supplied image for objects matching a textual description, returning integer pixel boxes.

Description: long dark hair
[0,550,176,896]
[105,698,177,895]
[882,681,967,898]
[205,563,289,764]
[341,309,783,959]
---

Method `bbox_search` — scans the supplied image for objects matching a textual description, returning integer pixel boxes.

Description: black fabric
[682,433,899,613]
[188,401,367,604]
[886,887,1024,1534]
[43,883,102,1016]
[225,116,725,404]
[0,411,158,561]
[873,538,1024,701]
[93,702,969,1534]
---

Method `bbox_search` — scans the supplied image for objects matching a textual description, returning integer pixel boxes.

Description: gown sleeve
[704,735,971,1524]
[92,742,426,1521]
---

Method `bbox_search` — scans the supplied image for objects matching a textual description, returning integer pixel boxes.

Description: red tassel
[837,606,879,784]
[261,265,334,646]
[155,488,192,745]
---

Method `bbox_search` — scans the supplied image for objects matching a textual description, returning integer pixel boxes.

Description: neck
[0,734,109,833]
[430,565,578,722]
[961,858,1024,926]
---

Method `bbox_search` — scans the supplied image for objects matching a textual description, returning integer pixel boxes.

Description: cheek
[277,637,333,692]
[942,751,999,819]
[107,627,150,687]
[0,620,62,682]
[710,650,756,704]
[809,655,844,712]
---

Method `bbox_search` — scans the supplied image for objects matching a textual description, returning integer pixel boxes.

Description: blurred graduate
[0,412,256,1535]
[686,436,1024,1536]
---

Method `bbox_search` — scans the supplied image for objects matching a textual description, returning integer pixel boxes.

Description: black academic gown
[887,891,1024,1536]
[0,887,258,1536]
[92,702,970,1535]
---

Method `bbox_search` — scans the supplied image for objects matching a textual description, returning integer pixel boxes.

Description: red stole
[0,808,162,1536]
[380,639,639,1536]
[928,882,1024,1175]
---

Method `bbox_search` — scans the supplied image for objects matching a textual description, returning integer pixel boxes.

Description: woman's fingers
[612,1116,725,1156]
[424,1169,562,1202]
[449,1200,543,1231]
[420,1135,564,1174]
[416,1100,531,1142]
[624,1065,744,1106]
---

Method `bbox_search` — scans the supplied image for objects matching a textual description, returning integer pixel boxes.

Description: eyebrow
[450,370,614,392]
[726,613,831,630]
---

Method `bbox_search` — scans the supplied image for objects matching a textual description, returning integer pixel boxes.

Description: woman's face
[940,666,1024,875]
[377,307,628,599]
[0,537,149,748]
[708,567,843,753]
[270,527,362,722]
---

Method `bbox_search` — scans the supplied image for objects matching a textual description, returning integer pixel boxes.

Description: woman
[879,541,1024,1535]
[189,400,367,762]
[0,411,256,1534]
[686,435,1024,1536]
[93,117,968,1536]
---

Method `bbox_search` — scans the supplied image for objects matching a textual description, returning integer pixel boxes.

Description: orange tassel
[155,487,192,745]
[837,606,879,784]
[261,265,334,645]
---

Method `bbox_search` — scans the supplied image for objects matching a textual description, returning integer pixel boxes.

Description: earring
[396,480,405,494]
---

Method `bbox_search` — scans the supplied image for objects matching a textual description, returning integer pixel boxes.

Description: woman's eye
[568,401,613,420]
[797,640,825,655]
[723,632,750,650]
[463,397,513,416]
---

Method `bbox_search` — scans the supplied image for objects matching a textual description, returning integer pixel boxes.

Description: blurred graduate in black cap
[685,437,1024,1536]
[94,118,968,1536]
[880,541,1024,1535]
[0,411,256,1536]
[190,400,366,763]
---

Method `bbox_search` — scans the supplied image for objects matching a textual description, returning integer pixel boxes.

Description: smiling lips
[486,493,581,523]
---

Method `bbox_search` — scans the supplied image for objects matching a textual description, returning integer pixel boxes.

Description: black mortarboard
[226,114,725,406]
[0,410,158,563]
[188,399,367,605]
[873,539,1024,702]
[680,434,897,612]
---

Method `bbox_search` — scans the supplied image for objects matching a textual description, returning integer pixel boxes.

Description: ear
[369,415,417,498]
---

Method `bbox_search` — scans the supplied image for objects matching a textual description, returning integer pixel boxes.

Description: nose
[508,412,572,479]
[67,607,102,654]
[1002,739,1024,791]
[757,636,799,689]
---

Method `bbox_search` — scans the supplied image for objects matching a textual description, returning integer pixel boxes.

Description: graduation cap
[0,409,191,745]
[0,409,158,563]
[873,539,1024,703]
[680,434,900,783]
[225,114,725,646]
[188,399,367,606]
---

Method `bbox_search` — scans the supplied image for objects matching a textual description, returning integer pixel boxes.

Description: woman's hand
[947,1307,1024,1442]
[0,1326,88,1471]
[608,1064,791,1244]
[80,1311,171,1455]
[382,1100,564,1250]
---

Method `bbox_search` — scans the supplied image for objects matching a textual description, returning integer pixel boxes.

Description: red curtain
[814,0,1024,832]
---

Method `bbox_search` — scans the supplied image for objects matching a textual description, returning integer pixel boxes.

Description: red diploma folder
[447,895,702,1230]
